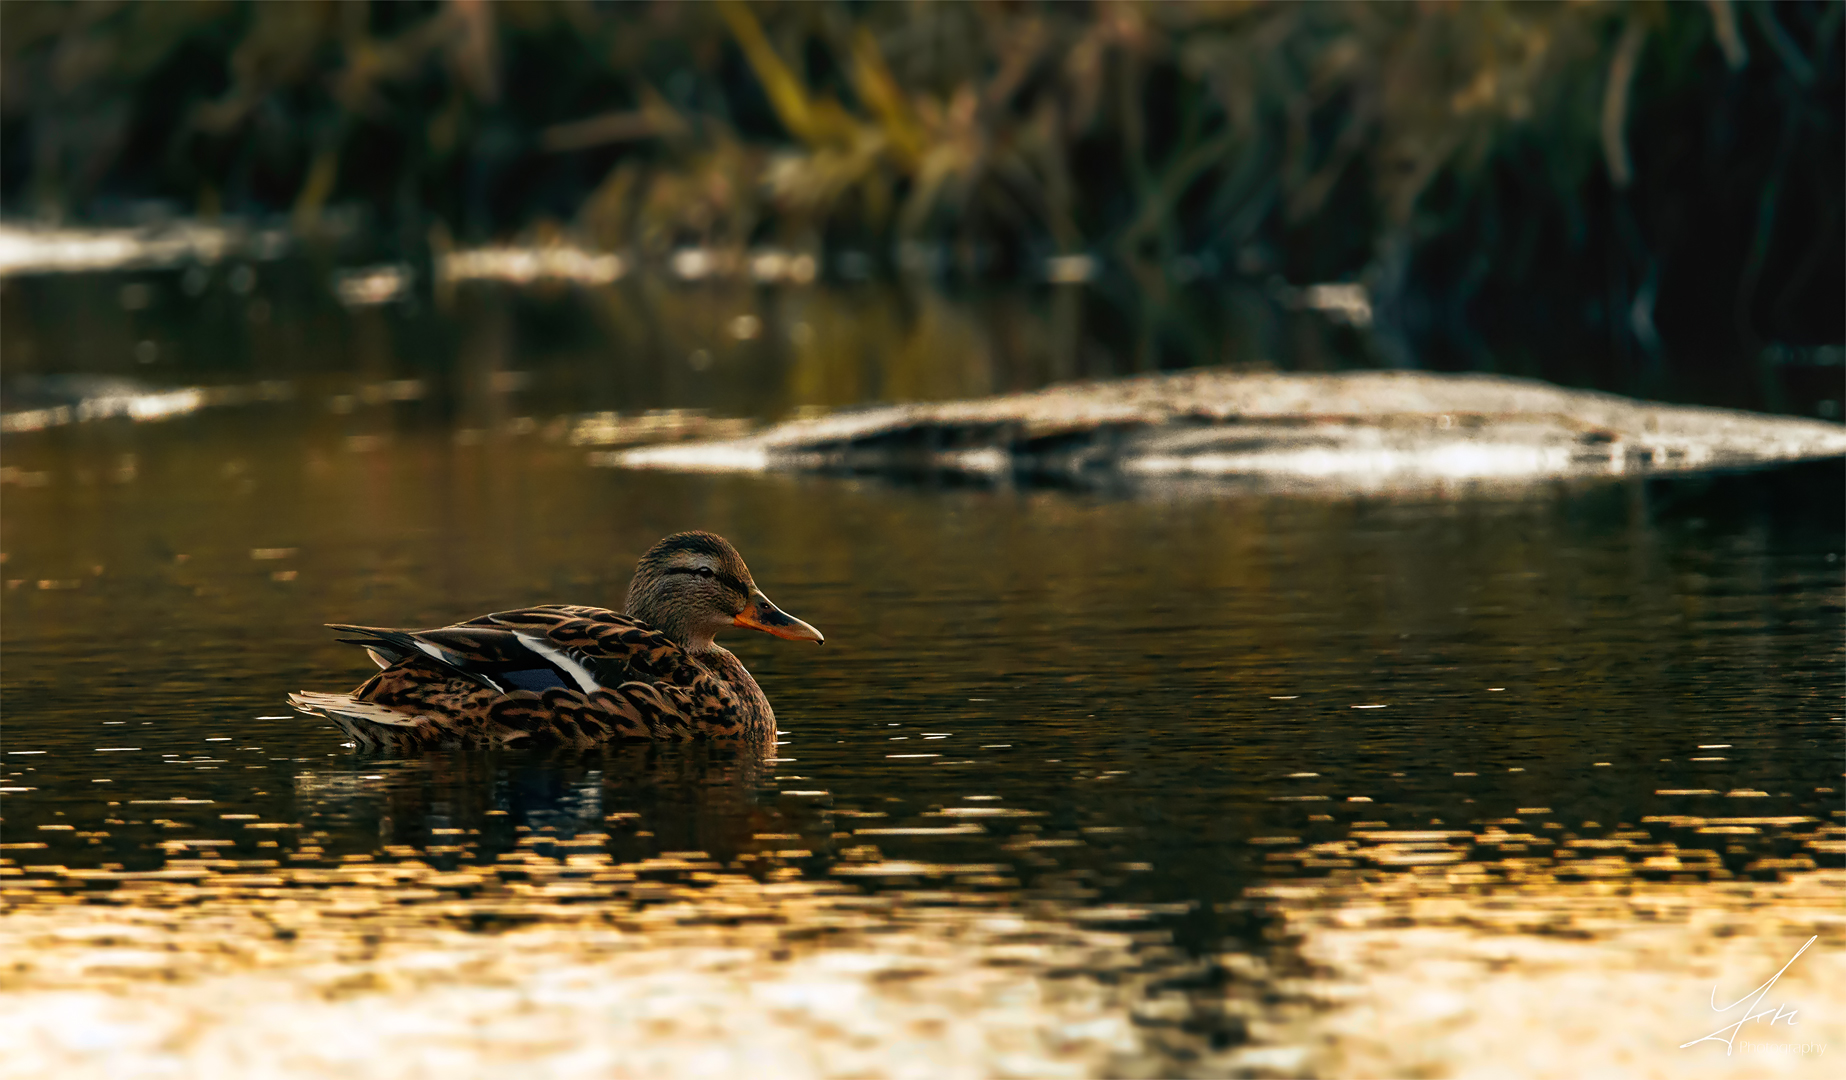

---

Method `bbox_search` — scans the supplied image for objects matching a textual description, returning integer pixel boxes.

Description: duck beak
[734,590,825,644]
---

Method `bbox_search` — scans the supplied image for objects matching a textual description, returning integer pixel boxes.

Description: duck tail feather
[328,624,416,651]
[324,625,500,691]
[288,691,423,728]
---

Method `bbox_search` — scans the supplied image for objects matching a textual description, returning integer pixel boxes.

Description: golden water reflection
[2,848,1288,1078]
[1261,865,1846,1080]
[4,833,1841,1078]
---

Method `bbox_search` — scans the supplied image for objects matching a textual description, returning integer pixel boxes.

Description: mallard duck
[288,531,822,750]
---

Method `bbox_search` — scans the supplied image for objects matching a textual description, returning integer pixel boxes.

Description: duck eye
[695,566,714,578]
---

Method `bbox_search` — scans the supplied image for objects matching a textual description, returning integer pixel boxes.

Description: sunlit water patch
[1,849,1270,1079]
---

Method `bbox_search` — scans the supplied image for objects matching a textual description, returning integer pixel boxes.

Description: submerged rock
[612,370,1846,489]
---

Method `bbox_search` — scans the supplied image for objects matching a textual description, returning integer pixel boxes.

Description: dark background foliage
[2,0,1841,386]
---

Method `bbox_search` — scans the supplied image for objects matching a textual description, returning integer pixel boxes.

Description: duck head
[623,531,824,653]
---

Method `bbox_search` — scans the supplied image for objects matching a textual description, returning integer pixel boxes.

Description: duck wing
[331,606,694,694]
[328,606,745,740]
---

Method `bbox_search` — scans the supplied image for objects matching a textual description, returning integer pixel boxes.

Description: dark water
[2,266,1843,1073]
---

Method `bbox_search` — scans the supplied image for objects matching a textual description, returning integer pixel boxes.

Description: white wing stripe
[412,639,505,692]
[515,634,601,693]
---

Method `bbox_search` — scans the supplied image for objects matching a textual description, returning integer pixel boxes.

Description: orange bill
[733,590,824,643]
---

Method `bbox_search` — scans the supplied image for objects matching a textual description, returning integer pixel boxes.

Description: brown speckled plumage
[290,533,822,750]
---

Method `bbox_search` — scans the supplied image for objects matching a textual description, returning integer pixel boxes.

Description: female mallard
[289,531,822,750]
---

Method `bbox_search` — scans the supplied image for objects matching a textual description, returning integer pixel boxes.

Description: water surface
[3,267,1842,1078]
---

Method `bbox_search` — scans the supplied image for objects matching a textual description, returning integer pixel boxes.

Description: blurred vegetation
[2,0,1841,364]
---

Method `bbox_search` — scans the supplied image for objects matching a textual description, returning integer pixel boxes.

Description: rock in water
[610,370,1846,492]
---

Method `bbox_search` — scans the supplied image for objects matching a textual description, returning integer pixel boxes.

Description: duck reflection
[293,737,783,869]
